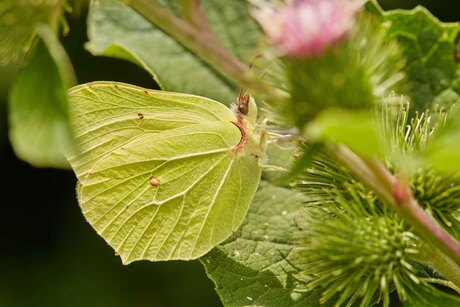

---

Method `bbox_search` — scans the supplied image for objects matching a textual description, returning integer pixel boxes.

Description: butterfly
[66,82,264,263]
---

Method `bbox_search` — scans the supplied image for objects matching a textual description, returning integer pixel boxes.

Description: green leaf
[0,62,19,98]
[198,1,262,63]
[423,108,460,174]
[261,140,297,184]
[86,0,261,103]
[304,108,385,157]
[403,282,460,307]
[0,0,63,66]
[276,143,321,184]
[375,4,460,110]
[202,182,323,307]
[8,25,76,168]
[66,81,262,263]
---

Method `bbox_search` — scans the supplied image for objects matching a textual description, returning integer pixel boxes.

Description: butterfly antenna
[258,62,273,79]
[249,53,263,70]
[238,79,245,101]
[236,53,264,115]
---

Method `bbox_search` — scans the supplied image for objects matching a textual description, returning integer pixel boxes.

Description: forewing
[67,81,236,178]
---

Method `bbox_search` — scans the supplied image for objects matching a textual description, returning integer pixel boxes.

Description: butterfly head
[235,92,258,124]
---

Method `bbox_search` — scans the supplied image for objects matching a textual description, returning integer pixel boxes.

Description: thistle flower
[252,0,363,58]
[294,190,421,307]
[252,1,405,127]
[412,168,460,234]
[399,108,460,235]
[294,148,420,307]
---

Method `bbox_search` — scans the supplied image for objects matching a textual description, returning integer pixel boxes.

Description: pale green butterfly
[66,81,264,264]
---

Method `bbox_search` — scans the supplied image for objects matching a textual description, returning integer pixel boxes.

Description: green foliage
[67,1,460,305]
[8,26,75,168]
[66,82,262,263]
[293,153,460,306]
[86,0,261,103]
[0,62,18,98]
[305,109,384,157]
[411,168,460,239]
[402,282,460,306]
[1,0,76,168]
[202,182,324,307]
[198,1,262,62]
[5,0,460,305]
[293,100,460,304]
[296,192,421,307]
[390,103,460,239]
[371,3,460,111]
[381,100,443,156]
[0,0,63,66]
[424,108,460,174]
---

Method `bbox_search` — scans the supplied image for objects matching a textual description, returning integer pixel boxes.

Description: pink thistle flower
[253,0,363,58]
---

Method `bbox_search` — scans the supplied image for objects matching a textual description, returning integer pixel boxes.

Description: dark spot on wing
[149,176,160,187]
[137,113,144,119]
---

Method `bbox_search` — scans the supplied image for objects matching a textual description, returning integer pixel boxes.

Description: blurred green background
[0,1,458,306]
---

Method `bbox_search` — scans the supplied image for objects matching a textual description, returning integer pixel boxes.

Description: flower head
[253,0,363,58]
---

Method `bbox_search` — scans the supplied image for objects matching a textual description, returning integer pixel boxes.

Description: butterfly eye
[238,102,249,115]
[237,94,250,115]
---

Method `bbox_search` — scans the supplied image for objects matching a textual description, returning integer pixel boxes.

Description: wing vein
[151,194,187,260]
[190,158,235,256]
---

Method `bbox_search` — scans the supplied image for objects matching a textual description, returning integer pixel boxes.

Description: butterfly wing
[67,82,261,263]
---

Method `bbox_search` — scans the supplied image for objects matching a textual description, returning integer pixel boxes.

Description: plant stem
[367,158,460,268]
[327,146,460,271]
[325,145,392,204]
[179,0,210,31]
[126,0,243,77]
[124,0,277,97]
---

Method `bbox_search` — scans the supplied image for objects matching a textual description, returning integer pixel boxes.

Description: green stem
[366,158,460,268]
[179,0,210,31]
[325,145,392,205]
[328,146,460,275]
[124,0,277,97]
